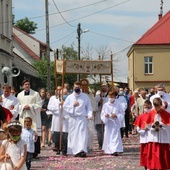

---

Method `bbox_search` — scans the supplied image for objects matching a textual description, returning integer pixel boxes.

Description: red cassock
[145,109,170,170]
[146,109,170,125]
[2,107,13,122]
[134,113,148,130]
[134,113,148,167]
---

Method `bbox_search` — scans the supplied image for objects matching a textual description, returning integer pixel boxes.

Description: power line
[1,0,131,27]
[113,45,132,56]
[20,0,110,21]
[51,0,76,27]
[0,0,111,25]
[62,33,77,46]
[89,31,134,43]
[36,0,132,32]
[11,0,134,50]
[51,30,76,44]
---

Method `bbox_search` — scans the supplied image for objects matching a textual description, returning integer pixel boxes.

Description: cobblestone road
[31,133,143,170]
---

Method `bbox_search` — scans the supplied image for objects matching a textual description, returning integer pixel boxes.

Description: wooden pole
[59,58,65,151]
[54,49,58,89]
[98,54,104,146]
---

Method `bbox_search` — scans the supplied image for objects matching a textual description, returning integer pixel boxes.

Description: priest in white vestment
[63,81,93,157]
[17,79,42,157]
[101,91,123,156]
[80,78,97,153]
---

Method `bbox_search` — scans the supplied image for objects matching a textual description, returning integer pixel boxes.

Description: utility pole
[45,0,51,90]
[77,23,81,81]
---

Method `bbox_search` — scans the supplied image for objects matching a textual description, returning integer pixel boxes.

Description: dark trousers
[26,152,33,170]
[53,131,60,150]
[121,109,130,138]
[124,109,130,137]
[120,127,124,138]
[62,132,68,154]
[53,131,68,154]
[95,124,104,148]
[33,136,40,157]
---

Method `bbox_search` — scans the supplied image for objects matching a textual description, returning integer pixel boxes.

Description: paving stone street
[31,134,144,170]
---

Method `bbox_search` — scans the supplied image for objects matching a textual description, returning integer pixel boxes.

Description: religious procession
[0,78,170,170]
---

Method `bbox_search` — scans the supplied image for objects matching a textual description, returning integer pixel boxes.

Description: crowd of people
[0,80,170,170]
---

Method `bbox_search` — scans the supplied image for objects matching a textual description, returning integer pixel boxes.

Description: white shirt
[1,94,19,120]
[21,128,36,153]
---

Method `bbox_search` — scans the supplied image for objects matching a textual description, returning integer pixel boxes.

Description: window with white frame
[144,56,153,74]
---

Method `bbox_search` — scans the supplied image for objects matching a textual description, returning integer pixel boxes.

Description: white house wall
[13,27,40,58]
[13,40,35,64]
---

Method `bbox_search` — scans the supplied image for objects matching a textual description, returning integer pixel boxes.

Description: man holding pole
[63,81,93,157]
[94,84,109,150]
[47,86,68,156]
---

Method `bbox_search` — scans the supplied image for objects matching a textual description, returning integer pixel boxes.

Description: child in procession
[134,100,152,170]
[21,117,38,170]
[145,98,170,170]
[0,120,27,170]
[101,91,123,156]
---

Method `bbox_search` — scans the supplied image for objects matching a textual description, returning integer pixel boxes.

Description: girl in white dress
[0,120,27,170]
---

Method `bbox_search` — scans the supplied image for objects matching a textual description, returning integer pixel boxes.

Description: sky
[12,0,170,83]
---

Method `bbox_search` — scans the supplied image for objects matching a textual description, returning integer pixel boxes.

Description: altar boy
[101,91,123,156]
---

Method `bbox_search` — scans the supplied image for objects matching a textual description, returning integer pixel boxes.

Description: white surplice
[101,101,123,154]
[116,95,127,128]
[150,93,170,141]
[1,94,19,120]
[63,92,93,155]
[47,95,68,133]
[146,112,170,143]
[150,93,170,113]
[17,89,42,136]
[85,93,96,151]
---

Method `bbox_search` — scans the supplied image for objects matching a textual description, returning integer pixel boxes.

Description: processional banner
[55,60,112,75]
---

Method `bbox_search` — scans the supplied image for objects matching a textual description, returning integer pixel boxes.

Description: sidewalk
[31,134,143,170]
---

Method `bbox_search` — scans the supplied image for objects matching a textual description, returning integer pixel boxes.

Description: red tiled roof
[13,34,40,61]
[135,11,170,45]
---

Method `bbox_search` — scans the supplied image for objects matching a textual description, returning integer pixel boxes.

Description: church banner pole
[59,58,65,151]
[98,54,104,146]
[54,49,59,88]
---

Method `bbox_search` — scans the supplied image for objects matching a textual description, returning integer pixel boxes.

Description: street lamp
[77,23,89,81]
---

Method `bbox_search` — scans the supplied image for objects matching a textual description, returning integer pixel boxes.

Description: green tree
[15,17,38,34]
[33,45,78,90]
[33,59,55,90]
[60,44,78,60]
